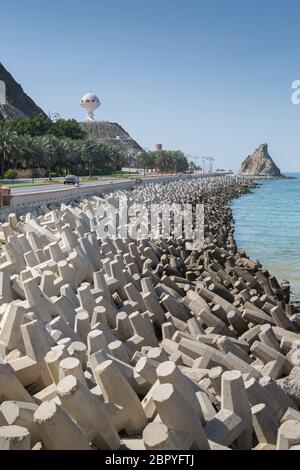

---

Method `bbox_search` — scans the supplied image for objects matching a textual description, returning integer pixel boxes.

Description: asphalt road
[10,178,131,195]
[7,173,212,196]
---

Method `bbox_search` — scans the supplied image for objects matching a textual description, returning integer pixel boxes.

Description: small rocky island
[240,143,285,177]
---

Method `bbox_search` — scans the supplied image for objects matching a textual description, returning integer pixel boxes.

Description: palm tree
[109,145,124,173]
[61,138,74,174]
[37,135,59,179]
[0,128,18,177]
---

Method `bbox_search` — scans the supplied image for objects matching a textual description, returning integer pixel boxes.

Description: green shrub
[4,169,17,180]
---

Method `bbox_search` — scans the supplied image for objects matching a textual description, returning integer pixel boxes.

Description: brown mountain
[79,121,143,158]
[0,62,143,157]
[0,62,46,121]
[240,143,282,177]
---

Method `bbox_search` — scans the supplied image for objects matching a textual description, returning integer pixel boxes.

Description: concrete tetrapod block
[0,304,25,352]
[108,340,131,364]
[93,359,147,435]
[93,270,111,301]
[276,420,300,450]
[216,336,251,364]
[91,306,107,329]
[124,283,146,313]
[222,352,261,380]
[68,341,87,368]
[259,376,298,416]
[245,377,281,422]
[0,359,34,404]
[0,401,39,446]
[251,403,278,445]
[116,312,134,340]
[271,306,297,332]
[227,310,248,335]
[221,370,252,450]
[135,356,159,386]
[74,310,91,344]
[87,330,108,356]
[7,355,40,388]
[77,284,96,317]
[59,357,87,386]
[129,311,159,348]
[49,316,81,343]
[33,401,91,450]
[204,408,244,447]
[20,321,52,389]
[56,375,120,450]
[208,366,223,396]
[52,295,77,328]
[45,348,67,384]
[22,278,52,323]
[0,425,30,450]
[280,407,300,424]
[195,390,217,423]
[143,422,192,450]
[277,366,300,407]
[152,383,210,450]
[250,341,292,375]
[258,324,281,352]
[21,320,51,363]
[156,361,204,421]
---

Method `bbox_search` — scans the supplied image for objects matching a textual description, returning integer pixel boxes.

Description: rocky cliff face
[0,62,143,158]
[0,62,46,121]
[240,143,282,177]
[79,121,143,157]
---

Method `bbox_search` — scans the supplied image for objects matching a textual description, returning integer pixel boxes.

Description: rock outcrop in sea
[240,144,283,177]
[0,62,46,121]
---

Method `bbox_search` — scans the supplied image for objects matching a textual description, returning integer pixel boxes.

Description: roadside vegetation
[0,117,190,179]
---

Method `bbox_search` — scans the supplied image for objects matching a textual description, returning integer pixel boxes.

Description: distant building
[155,144,162,151]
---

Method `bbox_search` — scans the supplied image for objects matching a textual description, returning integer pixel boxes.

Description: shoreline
[240,174,296,180]
[231,175,300,305]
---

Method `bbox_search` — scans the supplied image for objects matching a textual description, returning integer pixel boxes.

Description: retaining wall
[0,174,224,222]
[0,176,176,221]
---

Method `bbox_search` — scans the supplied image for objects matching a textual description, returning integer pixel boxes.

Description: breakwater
[0,176,299,450]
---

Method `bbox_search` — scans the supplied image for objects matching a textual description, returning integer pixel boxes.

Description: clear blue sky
[1,0,300,171]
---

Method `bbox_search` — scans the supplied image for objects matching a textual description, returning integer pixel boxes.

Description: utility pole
[47,111,60,181]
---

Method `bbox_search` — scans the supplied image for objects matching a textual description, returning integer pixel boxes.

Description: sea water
[231,173,300,300]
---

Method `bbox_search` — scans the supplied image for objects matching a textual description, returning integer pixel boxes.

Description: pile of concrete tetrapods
[0,176,299,450]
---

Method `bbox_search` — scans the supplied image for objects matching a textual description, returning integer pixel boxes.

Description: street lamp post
[190,155,200,173]
[47,111,60,181]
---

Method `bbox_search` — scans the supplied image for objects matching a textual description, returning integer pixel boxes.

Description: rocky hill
[0,62,46,121]
[240,143,283,177]
[0,62,143,158]
[79,121,143,157]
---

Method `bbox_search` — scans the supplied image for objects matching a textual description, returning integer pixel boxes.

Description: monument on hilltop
[80,92,101,122]
[0,62,143,159]
[78,90,143,159]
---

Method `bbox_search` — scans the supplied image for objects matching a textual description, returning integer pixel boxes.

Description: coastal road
[9,178,131,195]
[8,172,221,195]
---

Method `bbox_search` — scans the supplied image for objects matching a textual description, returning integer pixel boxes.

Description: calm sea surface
[231,173,300,300]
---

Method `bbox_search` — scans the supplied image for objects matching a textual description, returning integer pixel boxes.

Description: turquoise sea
[231,173,300,300]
